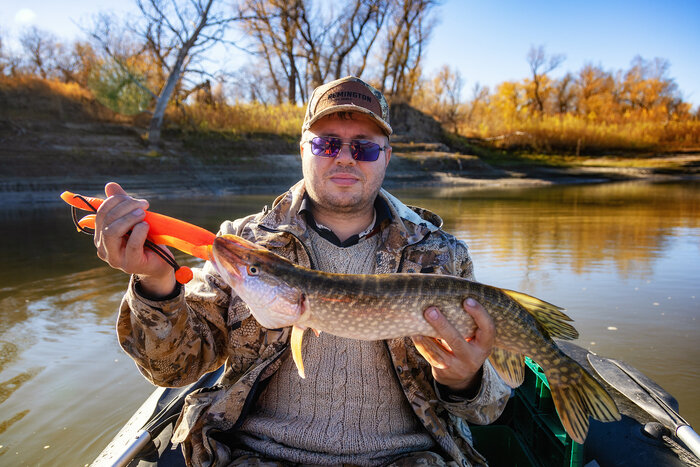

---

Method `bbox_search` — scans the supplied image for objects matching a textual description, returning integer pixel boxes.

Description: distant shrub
[87,63,152,115]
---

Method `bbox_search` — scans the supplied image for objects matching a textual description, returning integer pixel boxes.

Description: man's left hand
[411,298,495,393]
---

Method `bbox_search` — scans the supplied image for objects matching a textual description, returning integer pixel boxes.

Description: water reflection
[397,182,700,283]
[0,182,698,465]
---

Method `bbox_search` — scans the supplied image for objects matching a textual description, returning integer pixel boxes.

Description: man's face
[300,113,391,214]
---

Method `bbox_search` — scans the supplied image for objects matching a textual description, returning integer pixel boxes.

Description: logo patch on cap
[315,81,382,116]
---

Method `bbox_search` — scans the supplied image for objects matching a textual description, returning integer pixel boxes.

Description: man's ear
[384,145,392,168]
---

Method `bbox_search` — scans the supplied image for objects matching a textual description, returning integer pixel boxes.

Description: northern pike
[211,233,620,444]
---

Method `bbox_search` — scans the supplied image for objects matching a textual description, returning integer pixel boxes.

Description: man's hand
[411,298,495,393]
[94,182,176,297]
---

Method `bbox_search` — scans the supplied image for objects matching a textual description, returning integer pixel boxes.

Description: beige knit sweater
[237,227,435,465]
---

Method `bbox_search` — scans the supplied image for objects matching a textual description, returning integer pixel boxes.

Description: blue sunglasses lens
[310,137,382,162]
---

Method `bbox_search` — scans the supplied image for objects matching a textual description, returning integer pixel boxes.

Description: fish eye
[247,265,259,275]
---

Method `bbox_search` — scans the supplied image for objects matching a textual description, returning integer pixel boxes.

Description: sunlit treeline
[2,14,697,152]
[412,54,699,153]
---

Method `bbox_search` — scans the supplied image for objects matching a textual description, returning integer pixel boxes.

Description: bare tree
[239,0,390,104]
[0,28,6,74]
[0,30,23,77]
[19,26,62,79]
[526,45,564,113]
[238,0,306,104]
[378,0,438,101]
[88,0,240,146]
[325,0,389,80]
[466,82,489,125]
[418,64,464,133]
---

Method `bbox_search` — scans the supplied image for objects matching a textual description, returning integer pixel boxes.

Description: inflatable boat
[92,341,700,466]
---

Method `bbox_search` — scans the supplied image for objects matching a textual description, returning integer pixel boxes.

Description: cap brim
[302,104,392,136]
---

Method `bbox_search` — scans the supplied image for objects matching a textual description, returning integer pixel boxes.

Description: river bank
[1,120,699,207]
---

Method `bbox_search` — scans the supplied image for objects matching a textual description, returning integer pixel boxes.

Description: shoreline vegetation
[1,76,699,207]
[1,2,699,208]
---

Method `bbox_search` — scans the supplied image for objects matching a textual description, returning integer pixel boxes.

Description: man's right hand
[95,182,176,297]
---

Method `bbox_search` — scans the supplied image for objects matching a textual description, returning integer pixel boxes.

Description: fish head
[211,234,306,329]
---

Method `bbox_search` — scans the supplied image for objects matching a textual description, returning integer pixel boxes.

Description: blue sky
[3,0,699,106]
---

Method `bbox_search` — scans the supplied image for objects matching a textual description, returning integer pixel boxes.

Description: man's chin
[318,190,365,211]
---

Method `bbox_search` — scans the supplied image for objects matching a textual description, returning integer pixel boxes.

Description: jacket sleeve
[116,215,257,387]
[434,360,511,424]
[434,238,511,424]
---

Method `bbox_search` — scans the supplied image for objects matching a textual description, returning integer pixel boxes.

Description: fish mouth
[211,234,270,282]
[211,235,249,281]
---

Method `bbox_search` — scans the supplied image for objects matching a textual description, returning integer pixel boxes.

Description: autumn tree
[464,82,489,126]
[526,45,564,114]
[619,56,683,120]
[576,63,615,119]
[553,72,575,114]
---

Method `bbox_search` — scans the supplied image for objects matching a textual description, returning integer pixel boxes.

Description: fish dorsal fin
[489,348,525,388]
[502,289,578,340]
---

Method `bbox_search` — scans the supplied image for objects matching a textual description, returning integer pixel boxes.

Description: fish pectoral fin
[291,325,307,379]
[489,347,525,388]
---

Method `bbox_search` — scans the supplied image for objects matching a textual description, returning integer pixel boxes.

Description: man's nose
[334,143,356,165]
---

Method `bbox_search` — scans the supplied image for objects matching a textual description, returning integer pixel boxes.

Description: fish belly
[304,293,477,341]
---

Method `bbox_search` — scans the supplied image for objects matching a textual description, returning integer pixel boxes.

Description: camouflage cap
[302,76,392,136]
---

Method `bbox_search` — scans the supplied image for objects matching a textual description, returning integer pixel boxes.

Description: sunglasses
[304,136,389,162]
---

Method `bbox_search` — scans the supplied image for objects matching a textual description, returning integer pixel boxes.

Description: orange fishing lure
[61,191,216,284]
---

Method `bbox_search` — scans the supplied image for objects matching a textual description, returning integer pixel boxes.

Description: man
[95,76,510,466]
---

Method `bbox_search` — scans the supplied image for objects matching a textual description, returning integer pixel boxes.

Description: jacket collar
[257,180,443,269]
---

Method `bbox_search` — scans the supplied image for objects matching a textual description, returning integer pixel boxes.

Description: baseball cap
[302,76,392,136]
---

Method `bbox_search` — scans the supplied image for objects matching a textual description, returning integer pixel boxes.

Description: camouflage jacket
[117,180,510,467]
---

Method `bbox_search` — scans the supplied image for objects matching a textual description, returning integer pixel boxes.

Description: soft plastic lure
[61,191,216,284]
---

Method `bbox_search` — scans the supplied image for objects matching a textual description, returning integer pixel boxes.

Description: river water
[0,181,698,465]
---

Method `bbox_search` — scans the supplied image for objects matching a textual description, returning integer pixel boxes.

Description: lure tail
[61,191,216,284]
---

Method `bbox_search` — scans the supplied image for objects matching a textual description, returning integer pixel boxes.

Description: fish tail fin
[501,289,578,340]
[546,357,621,444]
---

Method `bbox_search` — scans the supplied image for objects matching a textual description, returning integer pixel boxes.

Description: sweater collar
[258,179,442,249]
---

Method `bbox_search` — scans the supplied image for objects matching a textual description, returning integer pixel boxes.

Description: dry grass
[0,75,120,122]
[458,114,700,154]
[169,101,305,137]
